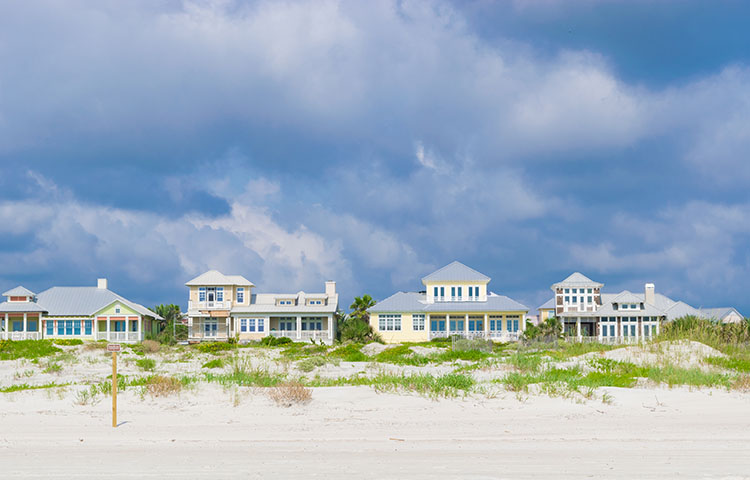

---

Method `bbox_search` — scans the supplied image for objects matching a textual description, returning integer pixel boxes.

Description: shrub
[452,338,494,353]
[338,318,382,343]
[0,340,62,360]
[136,358,156,371]
[84,341,108,351]
[141,340,161,353]
[196,342,235,354]
[146,375,183,397]
[429,337,451,343]
[374,345,430,366]
[52,338,83,346]
[260,336,293,346]
[202,358,225,369]
[328,343,368,362]
[297,356,328,372]
[268,381,312,406]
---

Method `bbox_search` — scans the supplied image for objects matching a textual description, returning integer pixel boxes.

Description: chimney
[645,283,655,305]
[97,278,108,289]
[325,281,336,296]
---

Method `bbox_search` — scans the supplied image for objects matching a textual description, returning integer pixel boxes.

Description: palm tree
[349,295,375,323]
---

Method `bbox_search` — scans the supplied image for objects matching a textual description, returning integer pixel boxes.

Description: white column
[484,313,489,339]
[619,317,624,339]
[640,316,645,340]
[327,314,333,341]
[464,313,469,337]
[23,313,27,334]
[426,314,431,339]
[576,317,581,339]
[598,320,603,342]
[106,315,111,341]
[4,313,7,334]
[226,316,231,339]
[296,315,302,340]
[138,316,143,341]
[656,318,660,336]
[93,316,97,338]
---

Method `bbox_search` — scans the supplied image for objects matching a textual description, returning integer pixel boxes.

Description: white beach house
[185,270,339,344]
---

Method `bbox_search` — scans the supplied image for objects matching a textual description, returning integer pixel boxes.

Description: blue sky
[1,0,749,314]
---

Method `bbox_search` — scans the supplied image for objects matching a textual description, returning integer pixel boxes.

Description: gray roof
[0,301,46,313]
[421,261,490,283]
[537,298,555,310]
[595,302,666,318]
[612,291,643,304]
[664,301,701,321]
[35,287,162,319]
[698,307,743,322]
[3,286,36,297]
[369,291,527,314]
[185,270,255,287]
[552,272,603,289]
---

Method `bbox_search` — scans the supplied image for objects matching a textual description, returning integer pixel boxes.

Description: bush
[338,318,381,343]
[267,381,312,406]
[141,339,161,353]
[260,336,293,346]
[297,356,328,372]
[196,342,235,354]
[52,339,83,346]
[202,358,225,369]
[0,340,62,360]
[328,343,368,362]
[136,358,156,371]
[429,337,451,343]
[452,338,493,353]
[146,375,183,397]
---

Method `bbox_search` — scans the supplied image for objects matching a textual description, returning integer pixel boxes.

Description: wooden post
[112,351,117,428]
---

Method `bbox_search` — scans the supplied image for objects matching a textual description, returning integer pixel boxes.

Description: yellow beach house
[0,279,162,343]
[368,261,529,343]
[185,270,339,344]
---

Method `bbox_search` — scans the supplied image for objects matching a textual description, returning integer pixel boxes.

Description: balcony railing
[0,332,41,341]
[95,332,140,342]
[188,301,228,310]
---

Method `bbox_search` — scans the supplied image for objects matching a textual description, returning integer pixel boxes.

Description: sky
[1,0,749,315]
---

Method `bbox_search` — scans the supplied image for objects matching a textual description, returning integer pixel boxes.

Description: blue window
[131,320,138,332]
[564,288,569,294]
[468,320,483,331]
[65,320,73,335]
[248,319,256,332]
[602,326,608,337]
[449,320,464,331]
[57,320,64,335]
[572,288,577,294]
[565,296,570,303]
[644,325,650,336]
[237,287,244,303]
[74,320,81,335]
[85,320,92,335]
[433,287,439,298]
[199,287,206,301]
[630,325,636,336]
[257,319,264,332]
[240,319,247,332]
[457,287,462,298]
[451,287,456,299]
[46,321,53,335]
[430,320,446,331]
[216,287,224,302]
[440,287,444,298]
[12,321,21,332]
[609,325,615,336]
[115,321,125,332]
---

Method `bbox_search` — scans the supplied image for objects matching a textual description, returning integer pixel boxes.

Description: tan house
[185,270,338,344]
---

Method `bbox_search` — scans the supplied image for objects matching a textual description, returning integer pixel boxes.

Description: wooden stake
[112,351,117,428]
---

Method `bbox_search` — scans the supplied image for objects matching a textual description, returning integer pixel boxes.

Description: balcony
[188,301,228,311]
[0,332,41,341]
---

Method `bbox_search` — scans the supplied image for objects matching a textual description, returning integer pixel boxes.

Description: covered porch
[94,315,143,343]
[268,315,334,344]
[426,313,524,342]
[0,313,42,340]
[188,315,231,342]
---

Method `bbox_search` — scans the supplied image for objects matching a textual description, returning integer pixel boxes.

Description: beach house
[542,272,744,342]
[0,279,162,343]
[368,261,529,343]
[185,270,338,344]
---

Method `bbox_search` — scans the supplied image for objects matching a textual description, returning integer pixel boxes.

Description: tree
[523,316,562,342]
[338,295,380,343]
[349,295,375,323]
[151,304,183,344]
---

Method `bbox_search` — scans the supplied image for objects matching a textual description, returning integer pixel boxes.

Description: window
[506,317,520,332]
[65,320,73,335]
[57,320,64,335]
[216,287,224,302]
[46,321,53,335]
[237,287,244,303]
[564,288,569,294]
[468,318,483,331]
[451,287,456,300]
[248,319,256,332]
[412,314,425,331]
[489,316,503,331]
[115,305,121,314]
[644,325,650,337]
[621,303,628,310]
[380,314,401,331]
[572,296,577,303]
[204,321,218,337]
[240,319,247,332]
[433,287,439,298]
[565,296,570,303]
[630,304,637,310]
[457,287,462,299]
[199,287,206,302]
[587,296,592,303]
[430,319,446,331]
[440,287,445,299]
[449,319,464,331]
[257,319,264,332]
[74,320,81,335]
[468,287,475,299]
[588,289,593,294]
[602,325,608,337]
[85,320,92,335]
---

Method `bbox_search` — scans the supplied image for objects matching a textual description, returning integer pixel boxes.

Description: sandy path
[1,385,749,479]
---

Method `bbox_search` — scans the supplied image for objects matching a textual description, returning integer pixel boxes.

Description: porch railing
[0,332,41,341]
[95,332,140,342]
[428,331,521,341]
[188,301,227,310]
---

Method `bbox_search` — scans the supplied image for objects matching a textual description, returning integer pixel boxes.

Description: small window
[565,296,570,303]
[412,314,425,331]
[564,288,569,294]
[237,287,244,303]
[587,296,592,303]
[115,305,121,314]
[216,287,224,302]
[199,287,206,302]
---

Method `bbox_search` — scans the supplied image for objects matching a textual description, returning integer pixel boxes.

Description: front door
[204,320,218,337]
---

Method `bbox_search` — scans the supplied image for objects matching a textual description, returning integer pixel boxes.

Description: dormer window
[631,304,638,310]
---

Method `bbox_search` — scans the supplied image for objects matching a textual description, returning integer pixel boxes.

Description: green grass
[201,358,225,369]
[506,351,544,373]
[195,342,235,355]
[705,355,750,373]
[297,356,329,372]
[204,369,285,387]
[328,344,369,362]
[373,345,431,365]
[51,338,83,346]
[135,358,156,371]
[280,343,329,360]
[306,371,475,397]
[0,382,68,393]
[0,340,62,360]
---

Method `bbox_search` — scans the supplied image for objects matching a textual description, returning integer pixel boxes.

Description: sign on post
[108,344,120,427]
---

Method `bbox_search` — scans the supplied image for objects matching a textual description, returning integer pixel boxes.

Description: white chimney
[325,281,336,296]
[645,283,655,305]
[97,278,108,289]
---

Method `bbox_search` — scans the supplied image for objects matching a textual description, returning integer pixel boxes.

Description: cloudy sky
[1,0,749,314]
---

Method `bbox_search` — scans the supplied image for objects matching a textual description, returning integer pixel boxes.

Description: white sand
[566,340,727,372]
[1,383,750,479]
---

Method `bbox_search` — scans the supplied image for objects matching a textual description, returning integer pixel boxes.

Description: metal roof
[697,307,743,322]
[537,298,555,310]
[611,291,643,304]
[0,301,47,313]
[552,272,604,289]
[2,286,36,297]
[185,270,255,287]
[369,292,426,313]
[35,287,162,319]
[421,261,490,283]
[369,291,528,314]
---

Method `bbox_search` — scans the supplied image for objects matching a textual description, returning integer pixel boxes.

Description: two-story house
[367,261,529,343]
[185,270,339,344]
[545,272,743,342]
[0,279,162,343]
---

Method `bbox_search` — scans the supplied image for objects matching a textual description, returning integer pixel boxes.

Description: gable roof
[185,270,255,287]
[421,261,490,283]
[611,291,643,304]
[537,298,555,310]
[2,286,36,297]
[552,272,603,289]
[35,287,162,319]
[0,301,46,313]
[698,307,743,321]
[369,292,426,313]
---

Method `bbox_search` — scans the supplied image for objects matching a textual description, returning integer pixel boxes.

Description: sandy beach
[2,381,749,479]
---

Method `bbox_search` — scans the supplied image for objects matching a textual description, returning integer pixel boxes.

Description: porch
[268,315,334,344]
[562,316,661,343]
[0,313,42,340]
[426,314,524,342]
